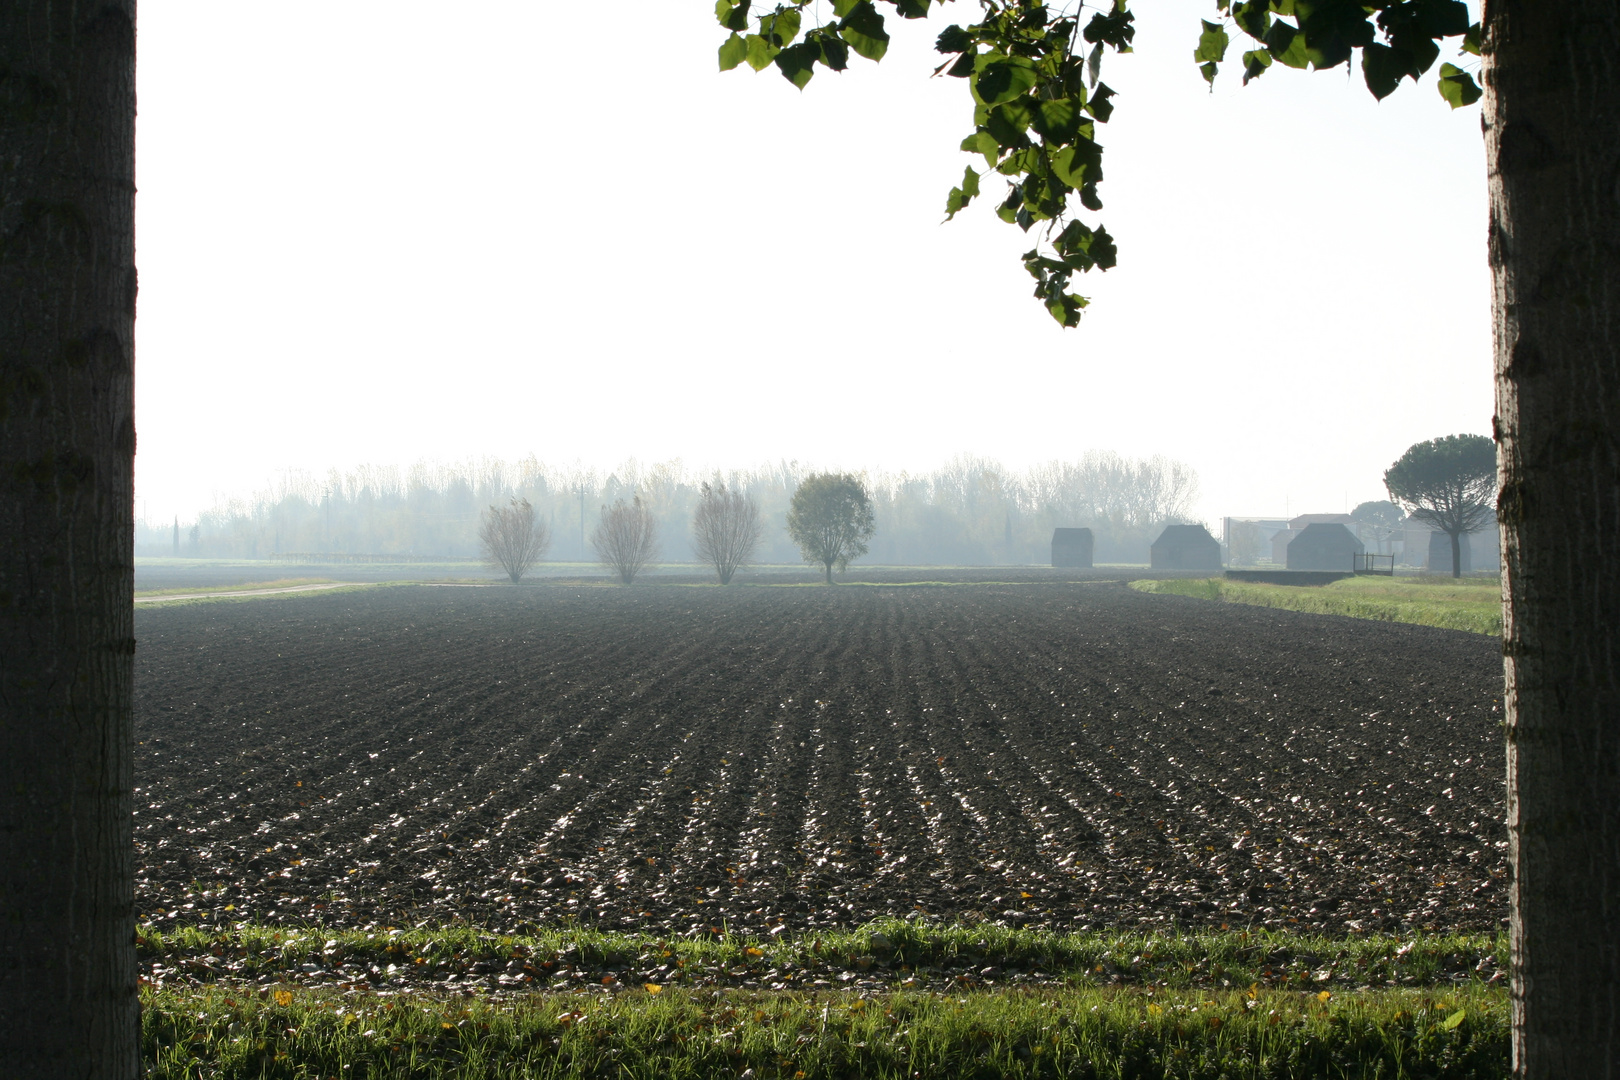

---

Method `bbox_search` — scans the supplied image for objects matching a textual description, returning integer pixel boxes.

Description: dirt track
[133,581,1505,937]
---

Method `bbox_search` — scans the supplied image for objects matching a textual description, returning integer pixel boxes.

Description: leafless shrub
[691,482,763,585]
[479,497,549,583]
[592,496,659,584]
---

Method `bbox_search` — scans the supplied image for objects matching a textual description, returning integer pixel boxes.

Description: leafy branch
[717,0,1133,327]
[1198,0,1482,109]
[715,0,1480,328]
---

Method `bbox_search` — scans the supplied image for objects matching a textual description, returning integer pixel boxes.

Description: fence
[1353,553,1396,576]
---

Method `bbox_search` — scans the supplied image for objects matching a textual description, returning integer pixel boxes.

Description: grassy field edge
[143,981,1508,1079]
[1129,578,1502,636]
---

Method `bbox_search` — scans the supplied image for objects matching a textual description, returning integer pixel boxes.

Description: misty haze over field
[137,452,1198,568]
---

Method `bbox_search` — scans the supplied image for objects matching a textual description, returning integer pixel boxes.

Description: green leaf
[716,0,751,32]
[961,129,1001,168]
[1090,225,1117,268]
[1265,20,1312,69]
[1195,20,1231,63]
[1241,48,1272,84]
[1361,42,1404,100]
[760,8,801,47]
[1084,5,1136,51]
[1200,61,1219,87]
[936,24,973,53]
[839,2,889,61]
[943,167,980,221]
[1231,1,1270,39]
[816,32,850,71]
[830,0,861,14]
[1422,0,1471,38]
[1033,98,1081,143]
[1051,138,1102,187]
[718,32,749,71]
[1086,41,1103,88]
[984,101,1034,149]
[1437,62,1482,108]
[996,145,1038,177]
[1086,82,1115,123]
[893,0,930,18]
[946,51,976,77]
[774,41,817,88]
[745,33,779,71]
[974,57,1039,106]
[1461,22,1482,56]
[1442,1009,1466,1031]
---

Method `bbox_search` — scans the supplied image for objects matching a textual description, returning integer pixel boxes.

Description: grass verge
[1129,576,1501,635]
[143,982,1507,1079]
[137,921,1506,994]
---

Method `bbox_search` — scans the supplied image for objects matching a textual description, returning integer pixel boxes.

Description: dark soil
[134,581,1505,938]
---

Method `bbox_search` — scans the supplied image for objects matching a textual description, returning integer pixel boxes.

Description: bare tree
[692,482,763,584]
[479,497,549,583]
[593,496,660,584]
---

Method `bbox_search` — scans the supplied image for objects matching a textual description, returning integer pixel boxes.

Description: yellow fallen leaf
[745,947,764,957]
[442,1022,455,1029]
[1317,991,1332,1002]
[273,990,293,1006]
[644,983,662,994]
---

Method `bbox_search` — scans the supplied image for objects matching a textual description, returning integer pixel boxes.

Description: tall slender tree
[0,2,140,1076]
[718,2,1620,1073]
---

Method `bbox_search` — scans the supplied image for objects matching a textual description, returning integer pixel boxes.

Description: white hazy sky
[134,0,1491,526]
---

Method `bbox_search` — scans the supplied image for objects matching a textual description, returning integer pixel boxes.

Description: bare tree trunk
[0,3,139,1075]
[1450,530,1463,580]
[1486,4,1620,1075]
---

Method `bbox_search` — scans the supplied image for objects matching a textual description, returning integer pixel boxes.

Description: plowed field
[134,581,1505,938]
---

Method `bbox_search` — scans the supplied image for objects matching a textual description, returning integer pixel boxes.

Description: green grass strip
[143,982,1508,1079]
[1129,577,1501,635]
[138,921,1507,994]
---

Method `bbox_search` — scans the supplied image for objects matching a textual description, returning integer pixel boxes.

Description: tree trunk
[825,561,833,584]
[1450,529,1463,580]
[0,2,139,1076]
[1485,4,1620,1075]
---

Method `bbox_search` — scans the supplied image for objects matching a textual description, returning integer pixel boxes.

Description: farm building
[1150,524,1222,570]
[1286,522,1365,571]
[1270,513,1355,564]
[1050,527,1094,568]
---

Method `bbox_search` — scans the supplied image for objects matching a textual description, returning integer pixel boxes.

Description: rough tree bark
[1486,3,1620,1075]
[0,2,140,1075]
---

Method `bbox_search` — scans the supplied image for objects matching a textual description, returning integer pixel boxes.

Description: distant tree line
[138,452,1199,567]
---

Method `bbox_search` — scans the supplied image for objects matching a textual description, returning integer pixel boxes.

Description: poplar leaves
[1198,0,1482,107]
[713,0,1480,330]
[717,0,1134,327]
